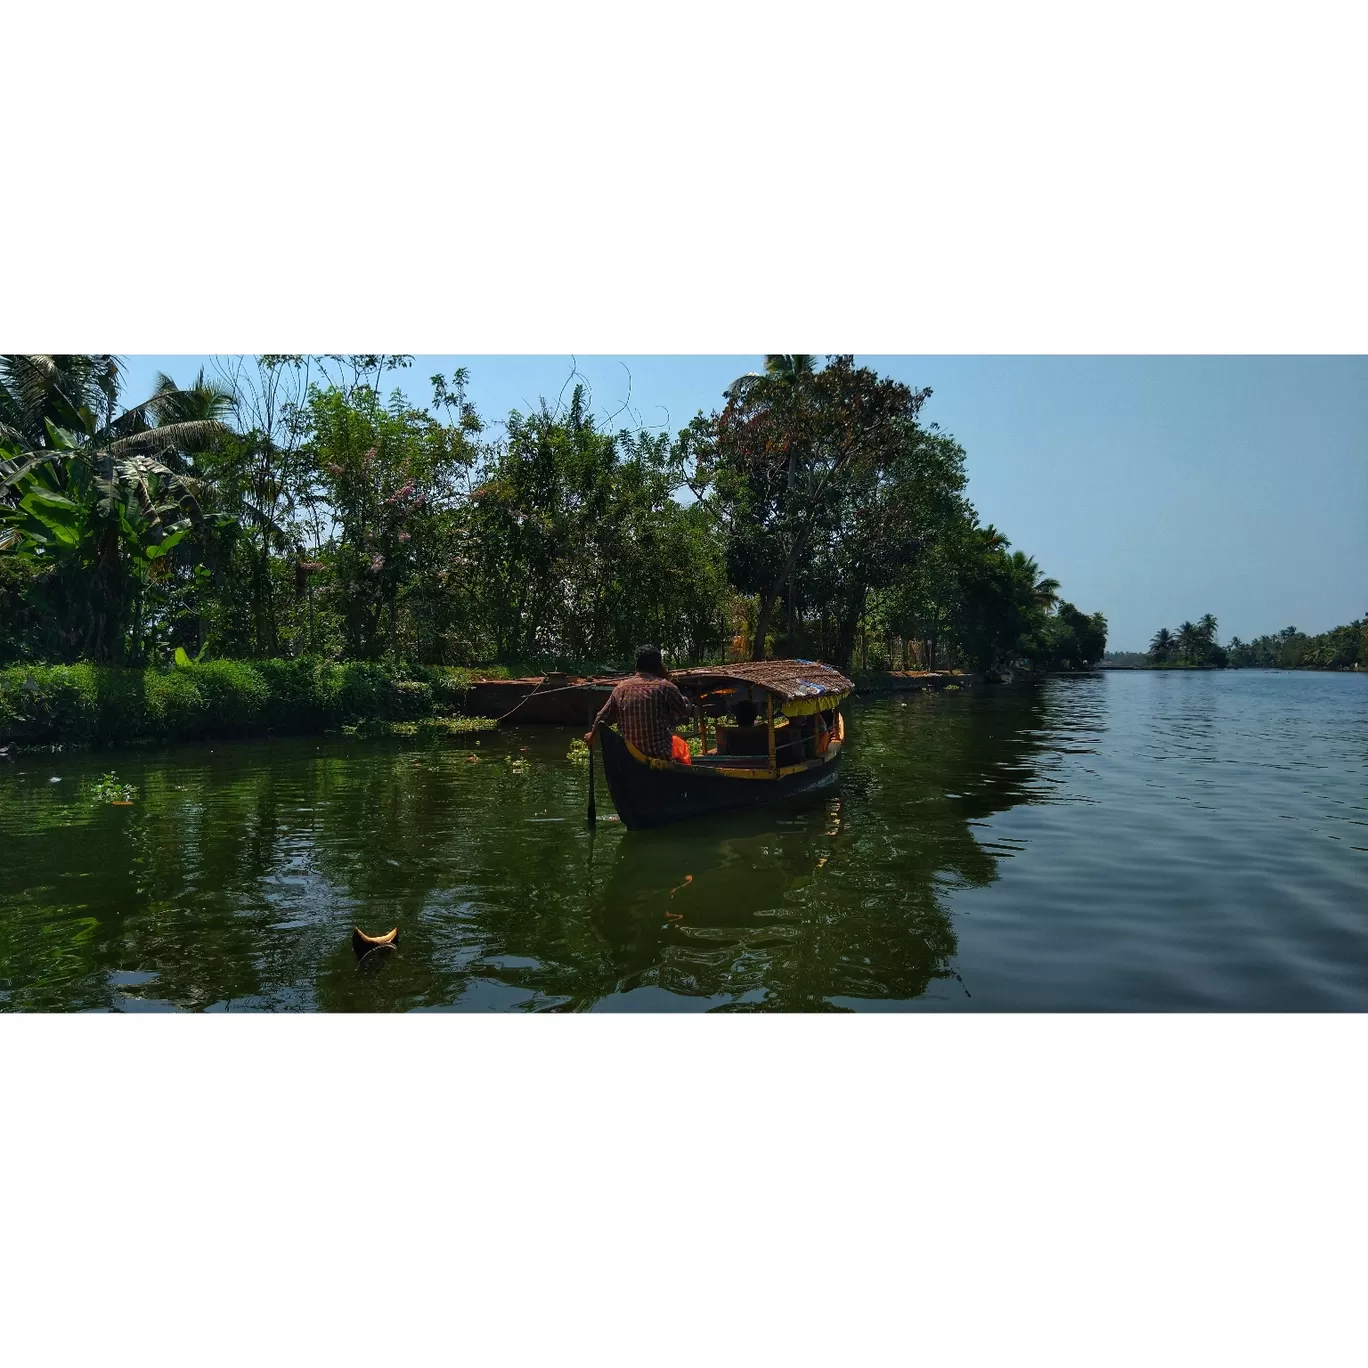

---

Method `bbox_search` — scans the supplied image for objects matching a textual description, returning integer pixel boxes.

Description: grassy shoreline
[0,660,495,749]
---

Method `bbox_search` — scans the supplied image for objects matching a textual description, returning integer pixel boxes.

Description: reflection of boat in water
[585,810,833,1004]
[581,784,962,1010]
[596,660,850,831]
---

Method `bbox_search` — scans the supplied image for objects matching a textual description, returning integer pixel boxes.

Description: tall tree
[683,356,932,660]
[1148,626,1175,663]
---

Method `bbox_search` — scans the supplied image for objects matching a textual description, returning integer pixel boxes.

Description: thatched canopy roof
[671,659,853,702]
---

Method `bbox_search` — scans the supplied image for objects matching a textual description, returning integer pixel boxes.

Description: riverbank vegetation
[1135,615,1365,669]
[1225,622,1365,670]
[0,659,489,747]
[1,354,1106,689]
[1147,616,1227,667]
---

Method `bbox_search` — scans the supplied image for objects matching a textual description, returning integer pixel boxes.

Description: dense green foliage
[1147,614,1226,667]
[1225,621,1365,670]
[1145,614,1364,669]
[0,660,481,746]
[679,355,1105,673]
[3,354,1104,679]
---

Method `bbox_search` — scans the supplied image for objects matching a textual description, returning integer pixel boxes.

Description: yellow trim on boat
[779,691,849,718]
[777,744,841,779]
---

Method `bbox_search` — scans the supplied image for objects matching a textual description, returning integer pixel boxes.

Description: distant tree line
[1147,615,1226,667]
[1225,621,1365,670]
[1,354,1107,676]
[1135,614,1365,669]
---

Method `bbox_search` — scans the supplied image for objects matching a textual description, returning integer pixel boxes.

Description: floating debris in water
[91,772,137,803]
[420,715,498,734]
[352,926,398,958]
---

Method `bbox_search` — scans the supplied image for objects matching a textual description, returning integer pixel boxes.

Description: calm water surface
[1,671,1364,1011]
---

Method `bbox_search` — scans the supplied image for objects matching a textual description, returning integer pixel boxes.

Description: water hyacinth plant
[91,771,137,803]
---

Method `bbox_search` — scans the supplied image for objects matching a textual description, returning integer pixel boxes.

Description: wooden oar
[587,731,597,827]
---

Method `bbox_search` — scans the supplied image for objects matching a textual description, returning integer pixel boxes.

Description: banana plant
[2,428,196,661]
[0,359,231,661]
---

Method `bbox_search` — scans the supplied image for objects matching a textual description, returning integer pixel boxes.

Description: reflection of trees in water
[0,690,1061,1011]
[0,740,516,1011]
[494,687,1059,1011]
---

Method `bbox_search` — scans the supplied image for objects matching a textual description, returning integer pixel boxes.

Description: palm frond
[147,372,237,427]
[103,418,230,460]
[0,355,90,440]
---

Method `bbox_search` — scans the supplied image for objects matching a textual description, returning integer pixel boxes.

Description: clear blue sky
[120,355,1367,653]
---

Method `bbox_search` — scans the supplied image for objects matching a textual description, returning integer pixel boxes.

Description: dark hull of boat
[598,725,841,831]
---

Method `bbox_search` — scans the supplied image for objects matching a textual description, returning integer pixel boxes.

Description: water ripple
[0,671,1364,1011]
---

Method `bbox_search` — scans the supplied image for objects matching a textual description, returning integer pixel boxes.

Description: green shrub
[0,659,501,748]
[0,663,100,744]
[195,660,270,731]
[427,666,476,707]
[255,658,328,732]
[144,668,206,740]
[388,677,431,719]
[334,662,389,721]
[96,668,150,741]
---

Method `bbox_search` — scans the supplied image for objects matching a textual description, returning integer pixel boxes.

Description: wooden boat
[463,673,624,725]
[595,659,851,831]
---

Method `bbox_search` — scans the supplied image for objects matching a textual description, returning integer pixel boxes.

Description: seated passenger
[814,710,832,755]
[716,699,769,756]
[775,715,808,765]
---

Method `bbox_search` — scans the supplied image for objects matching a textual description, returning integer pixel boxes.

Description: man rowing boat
[585,645,692,762]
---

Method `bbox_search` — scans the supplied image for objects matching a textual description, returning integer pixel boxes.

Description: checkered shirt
[594,674,692,761]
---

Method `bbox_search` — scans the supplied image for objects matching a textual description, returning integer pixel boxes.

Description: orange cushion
[671,734,693,765]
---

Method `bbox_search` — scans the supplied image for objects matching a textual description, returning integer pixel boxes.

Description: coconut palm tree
[1175,620,1201,664]
[1,357,232,501]
[0,354,123,446]
[1,357,234,661]
[723,353,819,403]
[1008,550,1061,612]
[1149,626,1176,663]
